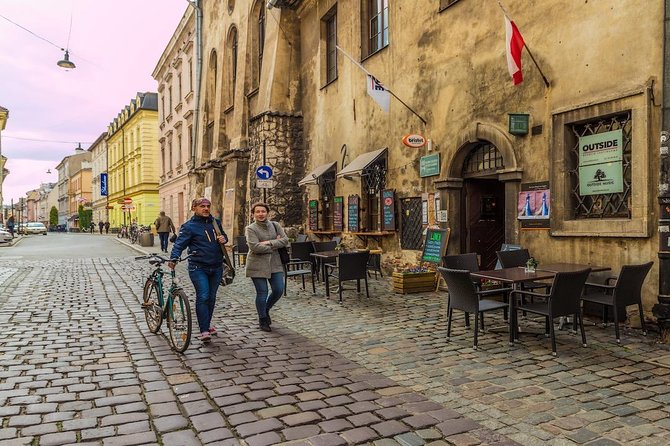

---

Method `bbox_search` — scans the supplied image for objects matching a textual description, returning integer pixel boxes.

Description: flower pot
[392,271,437,294]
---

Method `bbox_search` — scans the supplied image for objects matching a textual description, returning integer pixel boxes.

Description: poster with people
[518,182,550,229]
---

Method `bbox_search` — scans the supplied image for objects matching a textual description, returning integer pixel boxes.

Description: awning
[298,161,337,186]
[336,148,387,178]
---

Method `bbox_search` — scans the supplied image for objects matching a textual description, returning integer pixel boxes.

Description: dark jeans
[158,232,170,251]
[188,265,223,333]
[252,272,285,320]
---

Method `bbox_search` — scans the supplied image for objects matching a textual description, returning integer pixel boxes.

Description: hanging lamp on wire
[56,12,75,69]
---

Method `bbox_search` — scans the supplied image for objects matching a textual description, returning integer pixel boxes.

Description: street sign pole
[263,140,267,203]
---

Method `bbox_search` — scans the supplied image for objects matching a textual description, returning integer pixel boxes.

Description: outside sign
[347,195,360,232]
[100,173,108,196]
[402,134,426,148]
[420,153,440,177]
[333,196,344,231]
[256,179,275,189]
[308,200,319,231]
[579,162,624,195]
[579,130,623,166]
[518,182,551,229]
[381,189,396,231]
[256,165,273,179]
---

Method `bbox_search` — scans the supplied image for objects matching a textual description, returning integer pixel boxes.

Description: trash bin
[139,232,154,247]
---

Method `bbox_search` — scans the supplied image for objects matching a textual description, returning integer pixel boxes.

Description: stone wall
[248,112,305,226]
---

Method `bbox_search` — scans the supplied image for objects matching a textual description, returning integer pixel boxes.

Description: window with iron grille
[362,0,389,58]
[462,142,504,177]
[323,7,337,84]
[567,111,632,219]
[362,157,387,231]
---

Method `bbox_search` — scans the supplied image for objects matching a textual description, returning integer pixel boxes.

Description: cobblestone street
[1,236,669,445]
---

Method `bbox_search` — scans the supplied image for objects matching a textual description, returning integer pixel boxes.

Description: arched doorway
[461,142,506,270]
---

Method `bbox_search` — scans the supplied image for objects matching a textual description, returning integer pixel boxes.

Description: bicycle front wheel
[167,290,192,353]
[143,279,163,333]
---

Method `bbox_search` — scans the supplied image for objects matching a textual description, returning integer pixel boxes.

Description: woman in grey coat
[245,202,289,332]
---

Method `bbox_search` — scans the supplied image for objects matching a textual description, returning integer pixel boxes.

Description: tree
[49,206,58,227]
[78,205,92,231]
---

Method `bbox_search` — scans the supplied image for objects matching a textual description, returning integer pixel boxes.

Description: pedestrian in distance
[154,211,176,253]
[98,221,104,234]
[169,197,228,343]
[89,221,95,234]
[104,221,110,234]
[6,215,15,238]
[245,202,288,332]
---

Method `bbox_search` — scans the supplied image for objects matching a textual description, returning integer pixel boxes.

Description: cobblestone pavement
[1,246,669,446]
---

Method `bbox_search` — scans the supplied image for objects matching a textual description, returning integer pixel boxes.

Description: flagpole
[336,45,428,126]
[498,1,550,88]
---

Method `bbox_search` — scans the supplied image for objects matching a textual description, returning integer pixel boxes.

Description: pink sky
[0,0,187,204]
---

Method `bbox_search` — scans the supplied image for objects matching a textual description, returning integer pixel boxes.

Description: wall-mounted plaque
[308,200,319,231]
[348,195,360,232]
[382,189,396,231]
[333,196,344,231]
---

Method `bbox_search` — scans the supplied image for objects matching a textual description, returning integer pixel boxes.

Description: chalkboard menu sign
[382,189,396,231]
[421,228,450,264]
[308,200,319,231]
[347,195,360,232]
[333,196,344,231]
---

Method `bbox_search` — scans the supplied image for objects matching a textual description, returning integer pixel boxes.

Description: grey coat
[245,220,289,279]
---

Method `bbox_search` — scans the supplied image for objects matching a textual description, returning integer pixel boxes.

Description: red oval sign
[402,134,426,148]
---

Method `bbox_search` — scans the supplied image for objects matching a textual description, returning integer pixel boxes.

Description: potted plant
[392,263,437,294]
[525,257,538,273]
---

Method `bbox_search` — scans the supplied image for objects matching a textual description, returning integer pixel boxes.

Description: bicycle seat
[149,260,162,266]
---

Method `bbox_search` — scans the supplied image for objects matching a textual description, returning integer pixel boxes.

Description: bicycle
[136,252,196,353]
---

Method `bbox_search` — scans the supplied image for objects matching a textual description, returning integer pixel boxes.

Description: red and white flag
[504,15,525,85]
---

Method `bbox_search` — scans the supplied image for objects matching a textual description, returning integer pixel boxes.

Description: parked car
[0,228,12,243]
[23,222,48,235]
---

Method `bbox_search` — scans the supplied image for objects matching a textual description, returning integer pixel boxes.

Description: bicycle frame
[149,266,185,322]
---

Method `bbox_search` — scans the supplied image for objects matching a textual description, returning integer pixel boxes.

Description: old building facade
[190,0,663,314]
[106,93,160,228]
[153,6,195,229]
[55,148,92,227]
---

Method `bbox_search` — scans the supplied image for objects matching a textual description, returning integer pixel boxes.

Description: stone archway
[436,122,523,256]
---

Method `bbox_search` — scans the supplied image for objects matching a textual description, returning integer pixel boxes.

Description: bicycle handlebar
[134,251,198,264]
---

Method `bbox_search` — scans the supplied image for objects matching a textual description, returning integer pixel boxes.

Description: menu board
[421,228,450,264]
[348,195,360,232]
[308,200,319,231]
[333,196,344,231]
[382,189,396,231]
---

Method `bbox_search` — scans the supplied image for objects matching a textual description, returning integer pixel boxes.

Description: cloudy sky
[0,0,187,204]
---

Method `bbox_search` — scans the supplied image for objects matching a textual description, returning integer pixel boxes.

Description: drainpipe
[653,0,670,336]
[189,0,202,170]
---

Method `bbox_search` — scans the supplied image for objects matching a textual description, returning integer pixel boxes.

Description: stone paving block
[340,426,379,444]
[198,427,234,443]
[435,418,481,437]
[236,417,283,437]
[281,411,322,427]
[319,418,354,433]
[191,412,226,432]
[283,424,322,440]
[154,414,190,433]
[101,431,157,446]
[161,429,201,445]
[244,431,281,446]
[307,433,348,446]
[38,431,77,446]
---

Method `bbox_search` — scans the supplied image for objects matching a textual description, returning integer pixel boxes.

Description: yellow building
[106,92,160,228]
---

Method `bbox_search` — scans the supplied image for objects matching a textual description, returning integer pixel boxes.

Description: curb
[113,236,154,256]
[0,236,25,248]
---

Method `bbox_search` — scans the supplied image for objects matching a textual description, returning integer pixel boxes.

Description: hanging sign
[100,173,108,196]
[402,134,427,148]
[333,196,344,231]
[382,189,396,231]
[421,228,450,264]
[420,153,440,177]
[347,195,360,232]
[308,200,319,231]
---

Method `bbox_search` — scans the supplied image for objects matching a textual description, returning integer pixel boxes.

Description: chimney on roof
[75,143,84,153]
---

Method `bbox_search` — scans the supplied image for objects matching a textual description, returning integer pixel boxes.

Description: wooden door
[462,179,505,270]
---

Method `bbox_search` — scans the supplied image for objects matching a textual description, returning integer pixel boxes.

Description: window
[160,142,166,176]
[320,171,336,229]
[362,156,387,231]
[161,97,165,121]
[258,6,265,78]
[188,60,193,92]
[226,26,239,107]
[364,0,389,57]
[567,112,632,219]
[177,74,182,102]
[323,8,338,84]
[177,134,182,166]
[168,138,173,172]
[168,86,173,112]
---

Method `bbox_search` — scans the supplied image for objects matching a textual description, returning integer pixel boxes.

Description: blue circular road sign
[256,165,273,179]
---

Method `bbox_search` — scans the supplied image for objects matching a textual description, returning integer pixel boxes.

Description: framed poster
[333,196,344,231]
[347,195,360,232]
[381,189,396,231]
[518,182,550,229]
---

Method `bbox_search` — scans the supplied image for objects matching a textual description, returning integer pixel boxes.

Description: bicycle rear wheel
[143,279,163,333]
[167,290,192,353]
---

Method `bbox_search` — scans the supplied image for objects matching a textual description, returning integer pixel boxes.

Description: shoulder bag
[272,221,290,265]
[212,219,235,286]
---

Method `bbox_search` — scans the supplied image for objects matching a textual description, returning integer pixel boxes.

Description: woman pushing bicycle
[169,197,228,343]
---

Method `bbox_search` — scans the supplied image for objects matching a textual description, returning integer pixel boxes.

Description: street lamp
[57,49,76,69]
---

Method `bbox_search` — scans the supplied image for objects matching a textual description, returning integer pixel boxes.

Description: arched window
[258,6,265,79]
[225,26,238,108]
[462,142,504,177]
[249,1,264,90]
[203,49,218,161]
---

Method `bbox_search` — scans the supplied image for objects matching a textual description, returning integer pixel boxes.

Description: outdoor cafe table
[537,263,611,273]
[470,268,556,345]
[310,250,340,286]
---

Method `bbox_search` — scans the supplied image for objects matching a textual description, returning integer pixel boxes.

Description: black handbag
[272,222,290,265]
[212,220,235,286]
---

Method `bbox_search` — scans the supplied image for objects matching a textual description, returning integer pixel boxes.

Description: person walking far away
[6,215,15,238]
[98,221,104,234]
[245,202,288,332]
[169,198,228,343]
[155,211,176,253]
[89,221,95,234]
[104,221,110,234]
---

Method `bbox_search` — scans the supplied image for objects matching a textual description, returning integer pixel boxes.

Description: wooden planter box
[392,271,437,294]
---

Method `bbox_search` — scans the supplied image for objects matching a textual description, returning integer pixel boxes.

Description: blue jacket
[170,215,228,268]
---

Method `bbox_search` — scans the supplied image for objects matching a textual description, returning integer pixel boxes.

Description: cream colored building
[153,6,195,229]
[106,93,160,228]
[89,133,109,224]
[192,0,665,315]
[55,147,92,227]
